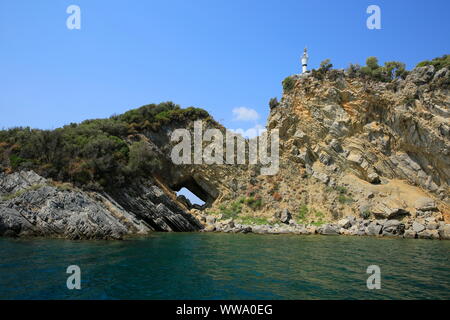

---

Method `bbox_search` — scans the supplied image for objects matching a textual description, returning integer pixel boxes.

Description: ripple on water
[0,234,449,299]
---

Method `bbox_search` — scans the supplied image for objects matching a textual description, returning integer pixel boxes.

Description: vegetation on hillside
[346,57,408,81]
[311,55,447,83]
[0,102,211,190]
[269,97,279,109]
[282,76,296,93]
[283,55,449,92]
[281,55,449,98]
[416,54,449,71]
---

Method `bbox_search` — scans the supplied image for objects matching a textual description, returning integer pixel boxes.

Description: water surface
[0,233,449,299]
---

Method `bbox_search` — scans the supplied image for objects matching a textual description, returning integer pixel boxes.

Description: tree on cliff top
[0,102,212,190]
[359,56,408,82]
[417,54,450,71]
[319,59,333,72]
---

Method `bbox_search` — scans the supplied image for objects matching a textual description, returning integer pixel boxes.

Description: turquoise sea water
[0,233,449,300]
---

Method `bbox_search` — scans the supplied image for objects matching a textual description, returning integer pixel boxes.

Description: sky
[1,0,449,134]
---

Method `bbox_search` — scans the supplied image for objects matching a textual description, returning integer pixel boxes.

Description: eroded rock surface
[198,66,450,238]
[1,65,449,240]
[0,171,201,239]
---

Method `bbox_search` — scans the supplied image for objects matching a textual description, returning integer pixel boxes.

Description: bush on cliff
[0,102,211,190]
[126,141,163,177]
[269,97,279,109]
[319,59,333,72]
[282,76,296,93]
[417,54,449,71]
[311,59,334,80]
[358,57,408,82]
[346,63,361,78]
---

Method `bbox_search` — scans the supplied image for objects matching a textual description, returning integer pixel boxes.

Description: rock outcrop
[198,65,450,239]
[198,213,450,240]
[0,171,201,239]
[1,64,449,240]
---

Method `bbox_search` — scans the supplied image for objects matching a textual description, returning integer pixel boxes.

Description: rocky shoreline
[0,171,201,240]
[1,171,449,241]
[197,213,450,240]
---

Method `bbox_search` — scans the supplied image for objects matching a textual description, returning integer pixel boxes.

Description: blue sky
[1,0,449,133]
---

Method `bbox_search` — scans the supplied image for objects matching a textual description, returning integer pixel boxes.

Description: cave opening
[171,176,216,210]
[176,187,205,207]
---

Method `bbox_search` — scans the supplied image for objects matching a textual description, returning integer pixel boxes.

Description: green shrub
[298,205,309,219]
[314,210,325,218]
[366,57,380,70]
[0,102,212,190]
[359,57,409,82]
[346,63,361,78]
[219,200,243,219]
[244,197,263,210]
[127,141,161,175]
[9,154,26,169]
[269,97,279,109]
[417,54,449,71]
[384,61,408,79]
[360,210,371,219]
[282,77,296,92]
[319,59,333,72]
[295,205,323,224]
[338,194,353,204]
[335,186,348,194]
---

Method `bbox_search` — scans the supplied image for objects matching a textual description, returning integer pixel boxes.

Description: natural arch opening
[176,187,206,209]
[171,176,217,210]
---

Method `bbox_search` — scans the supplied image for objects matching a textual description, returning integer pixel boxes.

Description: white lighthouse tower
[301,47,309,74]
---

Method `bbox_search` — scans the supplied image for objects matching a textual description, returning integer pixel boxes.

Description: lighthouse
[301,47,309,74]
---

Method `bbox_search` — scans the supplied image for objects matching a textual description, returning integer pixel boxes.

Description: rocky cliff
[1,64,449,240]
[0,171,201,239]
[196,65,450,239]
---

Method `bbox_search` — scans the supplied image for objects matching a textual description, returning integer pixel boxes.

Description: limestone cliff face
[0,171,201,239]
[202,66,450,226]
[1,66,449,239]
[272,66,449,196]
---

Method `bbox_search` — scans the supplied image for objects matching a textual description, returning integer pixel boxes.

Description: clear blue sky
[1,0,449,132]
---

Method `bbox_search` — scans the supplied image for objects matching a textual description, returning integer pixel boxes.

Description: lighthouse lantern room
[301,47,309,74]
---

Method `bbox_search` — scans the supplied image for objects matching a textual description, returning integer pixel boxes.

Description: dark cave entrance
[176,187,205,207]
[171,176,216,210]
